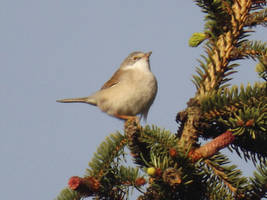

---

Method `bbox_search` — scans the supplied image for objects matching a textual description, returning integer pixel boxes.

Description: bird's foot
[115,114,139,122]
[115,114,141,129]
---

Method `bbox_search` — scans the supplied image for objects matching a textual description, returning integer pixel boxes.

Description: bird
[57,51,158,121]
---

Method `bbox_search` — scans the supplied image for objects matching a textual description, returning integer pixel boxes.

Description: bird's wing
[100,69,124,90]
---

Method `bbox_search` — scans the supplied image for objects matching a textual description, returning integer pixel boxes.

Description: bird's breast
[126,69,157,102]
[96,69,157,116]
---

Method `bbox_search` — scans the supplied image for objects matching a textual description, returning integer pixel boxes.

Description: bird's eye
[133,56,139,61]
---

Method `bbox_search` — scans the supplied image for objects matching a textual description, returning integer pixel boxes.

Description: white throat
[123,58,150,72]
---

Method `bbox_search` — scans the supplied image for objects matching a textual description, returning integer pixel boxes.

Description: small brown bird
[57,51,157,121]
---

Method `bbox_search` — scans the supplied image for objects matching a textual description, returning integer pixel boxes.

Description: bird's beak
[144,51,152,60]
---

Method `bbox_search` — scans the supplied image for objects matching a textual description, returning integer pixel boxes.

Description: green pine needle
[55,188,81,200]
[86,132,126,177]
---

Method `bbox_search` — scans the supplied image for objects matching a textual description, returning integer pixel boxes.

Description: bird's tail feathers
[56,96,97,105]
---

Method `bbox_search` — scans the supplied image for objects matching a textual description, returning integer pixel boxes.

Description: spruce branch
[200,82,266,121]
[64,132,130,199]
[231,40,267,61]
[86,132,127,177]
[192,0,253,96]
[125,119,180,168]
[189,131,235,162]
[204,160,238,198]
[245,162,267,199]
[251,0,267,10]
[125,118,151,167]
[256,57,267,80]
[196,82,267,163]
[229,128,267,166]
[196,153,248,199]
[56,132,128,200]
[245,8,267,27]
[55,188,81,200]
[178,104,202,152]
[142,126,178,147]
[140,167,209,200]
[124,120,211,199]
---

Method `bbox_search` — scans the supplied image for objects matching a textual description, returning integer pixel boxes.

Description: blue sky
[1,1,266,199]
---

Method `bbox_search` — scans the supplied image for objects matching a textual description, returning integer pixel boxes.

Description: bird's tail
[56,96,97,106]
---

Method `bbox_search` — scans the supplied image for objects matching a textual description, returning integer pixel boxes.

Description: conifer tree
[56,1,267,199]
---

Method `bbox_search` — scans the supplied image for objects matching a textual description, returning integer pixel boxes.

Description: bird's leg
[114,114,139,122]
[114,115,141,130]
